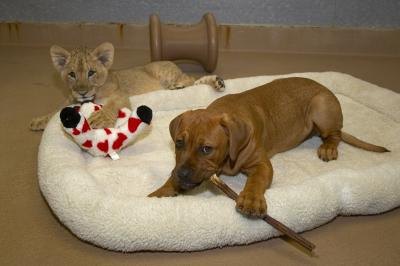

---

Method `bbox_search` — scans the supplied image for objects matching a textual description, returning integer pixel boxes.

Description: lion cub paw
[236,191,267,217]
[88,108,116,129]
[318,143,338,162]
[194,75,225,92]
[30,115,50,131]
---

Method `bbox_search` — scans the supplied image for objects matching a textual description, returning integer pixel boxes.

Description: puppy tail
[341,131,390,153]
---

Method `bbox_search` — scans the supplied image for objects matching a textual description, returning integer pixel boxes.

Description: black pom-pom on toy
[137,105,153,125]
[60,107,81,128]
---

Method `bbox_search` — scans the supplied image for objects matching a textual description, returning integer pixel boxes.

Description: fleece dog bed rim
[38,72,400,252]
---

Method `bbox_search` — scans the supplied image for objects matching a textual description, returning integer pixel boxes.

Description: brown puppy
[149,77,389,217]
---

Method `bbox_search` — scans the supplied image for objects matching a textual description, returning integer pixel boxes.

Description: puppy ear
[91,42,114,69]
[50,45,70,71]
[220,113,253,166]
[169,113,184,140]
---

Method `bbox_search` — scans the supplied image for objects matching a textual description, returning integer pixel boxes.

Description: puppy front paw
[236,191,267,217]
[88,108,116,129]
[30,115,50,131]
[148,186,178,197]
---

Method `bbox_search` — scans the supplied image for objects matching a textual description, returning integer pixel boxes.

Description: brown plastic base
[149,13,219,73]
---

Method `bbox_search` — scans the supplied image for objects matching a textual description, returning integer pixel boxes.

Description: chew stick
[210,174,316,252]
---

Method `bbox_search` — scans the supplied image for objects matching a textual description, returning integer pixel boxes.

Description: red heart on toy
[112,133,128,150]
[82,119,90,133]
[118,110,126,118]
[82,140,92,148]
[72,128,80,135]
[97,140,109,153]
[128,117,141,133]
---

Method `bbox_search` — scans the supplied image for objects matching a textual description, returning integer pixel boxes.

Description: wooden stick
[209,174,316,252]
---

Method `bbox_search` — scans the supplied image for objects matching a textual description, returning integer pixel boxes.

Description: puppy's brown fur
[149,77,389,217]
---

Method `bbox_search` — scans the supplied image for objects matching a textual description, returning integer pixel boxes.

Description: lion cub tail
[341,131,390,153]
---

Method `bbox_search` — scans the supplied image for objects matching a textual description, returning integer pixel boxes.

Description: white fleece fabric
[38,72,400,252]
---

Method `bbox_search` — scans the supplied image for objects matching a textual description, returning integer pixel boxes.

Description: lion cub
[30,42,225,130]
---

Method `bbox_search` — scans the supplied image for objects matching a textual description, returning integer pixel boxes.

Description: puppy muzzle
[173,166,200,190]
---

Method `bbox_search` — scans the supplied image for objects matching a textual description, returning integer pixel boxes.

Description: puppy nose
[177,167,192,180]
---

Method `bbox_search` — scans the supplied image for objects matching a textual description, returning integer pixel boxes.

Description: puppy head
[169,109,253,191]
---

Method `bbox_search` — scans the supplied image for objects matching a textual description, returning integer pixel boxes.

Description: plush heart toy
[60,102,152,160]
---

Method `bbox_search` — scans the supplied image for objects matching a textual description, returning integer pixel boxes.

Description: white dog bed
[38,72,400,252]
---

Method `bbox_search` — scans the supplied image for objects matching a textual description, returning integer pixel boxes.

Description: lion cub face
[50,42,114,103]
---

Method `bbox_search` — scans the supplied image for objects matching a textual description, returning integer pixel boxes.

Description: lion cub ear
[91,42,114,69]
[50,45,70,71]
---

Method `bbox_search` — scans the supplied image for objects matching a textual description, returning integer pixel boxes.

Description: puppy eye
[200,145,213,155]
[68,71,76,79]
[88,70,96,77]
[175,139,184,149]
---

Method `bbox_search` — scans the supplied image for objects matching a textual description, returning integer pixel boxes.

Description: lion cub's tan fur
[30,42,224,130]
